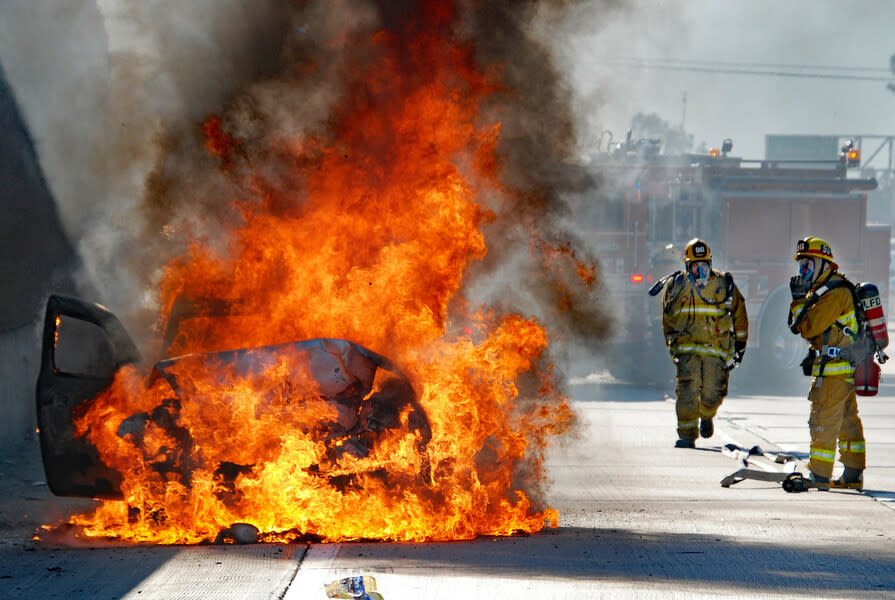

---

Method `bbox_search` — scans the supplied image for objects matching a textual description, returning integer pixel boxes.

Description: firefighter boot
[835,466,863,487]
[808,471,830,491]
[699,418,714,439]
[675,439,695,449]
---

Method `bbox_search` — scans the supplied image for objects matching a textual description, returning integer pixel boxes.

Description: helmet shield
[684,238,712,266]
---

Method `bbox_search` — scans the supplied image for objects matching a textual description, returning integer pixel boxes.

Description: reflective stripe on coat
[662,270,748,359]
[790,272,857,380]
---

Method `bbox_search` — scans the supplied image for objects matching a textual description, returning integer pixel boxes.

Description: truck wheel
[755,288,806,395]
[606,341,675,391]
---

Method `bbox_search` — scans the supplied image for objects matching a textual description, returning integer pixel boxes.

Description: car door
[35,295,140,499]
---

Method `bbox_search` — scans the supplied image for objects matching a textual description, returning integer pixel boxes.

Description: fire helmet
[794,236,838,271]
[683,238,711,266]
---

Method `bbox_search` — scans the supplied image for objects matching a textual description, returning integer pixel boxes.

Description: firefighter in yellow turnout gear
[789,236,865,489]
[662,239,748,448]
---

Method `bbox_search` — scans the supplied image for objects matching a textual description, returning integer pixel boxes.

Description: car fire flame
[39,1,605,545]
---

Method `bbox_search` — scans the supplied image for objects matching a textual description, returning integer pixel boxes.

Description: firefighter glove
[800,350,815,376]
[789,275,810,299]
[734,340,746,365]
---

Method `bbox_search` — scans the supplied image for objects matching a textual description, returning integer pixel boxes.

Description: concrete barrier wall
[0,321,41,452]
[0,65,80,452]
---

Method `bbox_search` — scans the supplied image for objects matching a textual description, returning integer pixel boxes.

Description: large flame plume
[52,0,607,544]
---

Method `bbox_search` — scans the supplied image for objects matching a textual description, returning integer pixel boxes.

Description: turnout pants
[807,376,865,478]
[674,354,729,440]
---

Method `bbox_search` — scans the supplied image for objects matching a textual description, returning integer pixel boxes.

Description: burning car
[36,294,432,538]
[28,0,590,545]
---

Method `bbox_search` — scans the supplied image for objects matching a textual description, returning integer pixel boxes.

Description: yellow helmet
[794,236,838,271]
[683,238,711,265]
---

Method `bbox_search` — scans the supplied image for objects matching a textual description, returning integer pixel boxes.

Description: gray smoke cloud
[0,0,303,337]
[0,0,655,358]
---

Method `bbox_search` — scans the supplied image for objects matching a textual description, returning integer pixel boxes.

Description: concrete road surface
[3,366,895,599]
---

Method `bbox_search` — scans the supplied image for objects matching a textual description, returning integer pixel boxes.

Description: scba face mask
[798,257,815,283]
[689,261,710,288]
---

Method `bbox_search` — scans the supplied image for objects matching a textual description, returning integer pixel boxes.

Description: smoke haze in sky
[2,0,894,337]
[552,0,895,160]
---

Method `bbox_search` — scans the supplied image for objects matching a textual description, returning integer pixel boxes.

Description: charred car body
[36,294,432,502]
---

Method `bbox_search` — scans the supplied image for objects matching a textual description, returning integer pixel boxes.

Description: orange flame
[61,3,577,544]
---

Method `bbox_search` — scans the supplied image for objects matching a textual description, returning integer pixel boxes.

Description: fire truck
[578,137,889,391]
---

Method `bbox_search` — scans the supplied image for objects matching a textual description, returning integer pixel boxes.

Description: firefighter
[662,238,748,448]
[788,236,865,489]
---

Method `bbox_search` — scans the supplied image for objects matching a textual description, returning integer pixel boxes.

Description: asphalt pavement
[3,358,895,598]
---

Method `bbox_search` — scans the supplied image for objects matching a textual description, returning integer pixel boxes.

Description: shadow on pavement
[0,544,179,600]
[326,525,895,597]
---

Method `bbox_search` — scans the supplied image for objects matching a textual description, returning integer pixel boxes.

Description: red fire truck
[579,138,889,391]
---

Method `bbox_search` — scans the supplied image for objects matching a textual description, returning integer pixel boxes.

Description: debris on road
[325,575,383,599]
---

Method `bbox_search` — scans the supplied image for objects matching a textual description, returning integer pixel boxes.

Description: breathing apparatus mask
[797,257,816,286]
[688,260,710,288]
